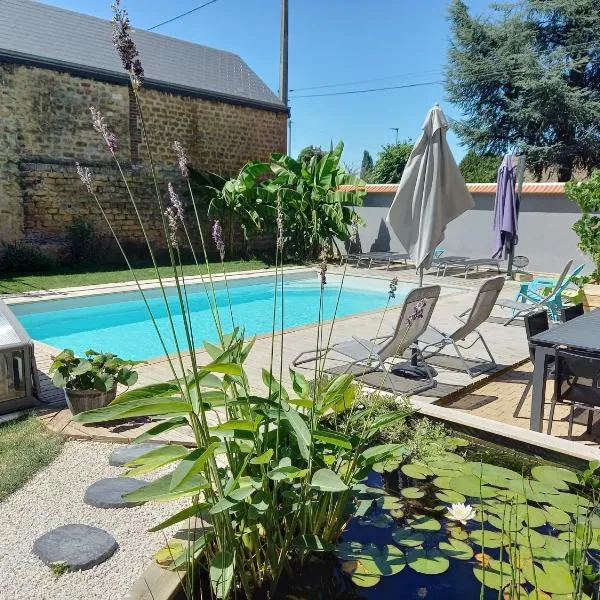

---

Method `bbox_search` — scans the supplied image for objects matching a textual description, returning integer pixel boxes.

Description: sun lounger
[292,285,441,394]
[436,257,502,278]
[418,276,505,377]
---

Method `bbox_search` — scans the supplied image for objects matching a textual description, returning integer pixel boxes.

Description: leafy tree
[446,0,600,182]
[367,142,413,183]
[266,142,366,260]
[360,150,373,179]
[566,170,600,282]
[459,150,503,183]
[298,145,326,167]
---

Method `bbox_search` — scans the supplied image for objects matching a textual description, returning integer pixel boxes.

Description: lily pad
[401,487,425,500]
[390,508,405,519]
[401,462,434,480]
[543,492,592,513]
[473,559,517,590]
[515,528,546,549]
[448,475,496,498]
[531,466,579,490]
[470,529,508,548]
[467,462,523,481]
[544,506,571,526]
[521,560,575,595]
[381,495,403,510]
[447,525,469,540]
[406,548,449,575]
[438,538,474,560]
[432,476,453,489]
[407,515,441,531]
[392,528,425,547]
[359,513,394,528]
[435,490,466,504]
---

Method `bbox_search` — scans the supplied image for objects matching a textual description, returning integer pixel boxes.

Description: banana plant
[264,141,366,260]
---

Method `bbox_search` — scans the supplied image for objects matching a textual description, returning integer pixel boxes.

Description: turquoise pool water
[12,273,413,360]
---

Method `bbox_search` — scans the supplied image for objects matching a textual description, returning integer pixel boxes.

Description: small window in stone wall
[128,87,141,164]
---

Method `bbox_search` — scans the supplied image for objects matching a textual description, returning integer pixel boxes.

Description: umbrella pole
[507,154,526,280]
[419,267,424,287]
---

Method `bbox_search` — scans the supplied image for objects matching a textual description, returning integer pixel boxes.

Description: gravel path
[0,440,189,600]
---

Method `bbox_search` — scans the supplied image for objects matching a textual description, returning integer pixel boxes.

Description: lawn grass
[0,416,64,501]
[0,259,271,294]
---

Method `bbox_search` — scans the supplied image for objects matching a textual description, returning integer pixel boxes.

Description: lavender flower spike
[111,0,144,88]
[76,162,93,194]
[173,141,189,179]
[276,195,284,251]
[168,183,185,221]
[319,247,328,286]
[90,106,117,153]
[212,220,225,261]
[388,277,398,300]
[165,206,178,249]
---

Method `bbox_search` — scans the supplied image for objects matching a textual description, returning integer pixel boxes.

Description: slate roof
[0,0,287,112]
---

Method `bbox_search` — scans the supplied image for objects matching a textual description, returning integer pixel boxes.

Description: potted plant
[49,349,139,415]
[565,170,600,309]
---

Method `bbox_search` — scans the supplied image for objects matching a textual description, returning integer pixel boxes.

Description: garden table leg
[530,346,551,432]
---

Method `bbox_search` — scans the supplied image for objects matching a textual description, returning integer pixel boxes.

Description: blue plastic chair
[515,263,585,320]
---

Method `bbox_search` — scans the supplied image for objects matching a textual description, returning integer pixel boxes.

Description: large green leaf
[312,428,353,450]
[282,402,311,460]
[311,468,348,492]
[134,417,189,443]
[111,382,180,404]
[391,528,425,548]
[124,444,189,476]
[166,532,215,570]
[268,465,308,481]
[473,560,516,590]
[521,561,575,595]
[124,472,208,502]
[169,442,220,491]
[73,397,191,423]
[210,550,235,599]
[148,502,210,532]
[211,418,261,433]
[438,539,473,560]
[531,465,579,490]
[201,362,242,376]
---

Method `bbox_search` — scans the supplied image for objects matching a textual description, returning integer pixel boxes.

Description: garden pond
[175,440,600,600]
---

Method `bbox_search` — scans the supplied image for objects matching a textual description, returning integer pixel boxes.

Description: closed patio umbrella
[386,104,474,284]
[492,154,519,260]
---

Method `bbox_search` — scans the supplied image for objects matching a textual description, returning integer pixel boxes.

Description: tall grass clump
[72,3,414,598]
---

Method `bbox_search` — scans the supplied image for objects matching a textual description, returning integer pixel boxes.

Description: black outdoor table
[529,308,600,432]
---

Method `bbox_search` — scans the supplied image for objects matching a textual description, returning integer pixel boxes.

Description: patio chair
[436,257,502,279]
[547,347,600,438]
[521,264,585,317]
[494,260,574,326]
[357,251,411,270]
[560,303,584,323]
[513,311,554,418]
[417,276,505,377]
[291,285,441,395]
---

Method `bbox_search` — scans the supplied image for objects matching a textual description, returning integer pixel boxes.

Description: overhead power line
[290,80,443,99]
[148,0,220,31]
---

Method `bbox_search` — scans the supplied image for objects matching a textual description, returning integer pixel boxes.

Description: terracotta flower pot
[65,384,117,415]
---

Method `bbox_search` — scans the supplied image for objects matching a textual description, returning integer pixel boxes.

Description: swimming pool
[11,272,414,360]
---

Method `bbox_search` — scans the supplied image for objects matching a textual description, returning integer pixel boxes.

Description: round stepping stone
[84,477,147,508]
[109,442,166,467]
[33,524,118,571]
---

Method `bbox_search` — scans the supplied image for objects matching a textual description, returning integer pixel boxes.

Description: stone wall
[0,63,287,258]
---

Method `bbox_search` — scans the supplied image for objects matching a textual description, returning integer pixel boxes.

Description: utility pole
[390,127,399,144]
[288,120,292,155]
[279,0,288,106]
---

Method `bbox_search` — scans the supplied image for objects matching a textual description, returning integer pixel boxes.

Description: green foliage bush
[298,145,326,167]
[68,217,95,265]
[566,170,600,282]
[367,142,413,183]
[459,150,502,183]
[0,242,57,273]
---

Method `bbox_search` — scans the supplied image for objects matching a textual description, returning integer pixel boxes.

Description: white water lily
[446,502,476,525]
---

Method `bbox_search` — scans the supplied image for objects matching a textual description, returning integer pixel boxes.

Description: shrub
[68,217,95,265]
[459,150,502,183]
[0,242,57,273]
[566,170,600,283]
[298,145,326,167]
[367,142,413,183]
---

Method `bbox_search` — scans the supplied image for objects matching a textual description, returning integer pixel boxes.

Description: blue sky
[42,0,492,167]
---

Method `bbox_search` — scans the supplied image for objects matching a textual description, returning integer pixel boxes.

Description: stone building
[0,0,288,259]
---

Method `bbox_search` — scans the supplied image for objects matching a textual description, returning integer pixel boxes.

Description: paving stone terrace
[11,264,598,457]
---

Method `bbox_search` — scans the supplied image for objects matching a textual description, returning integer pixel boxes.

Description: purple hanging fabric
[492,154,519,259]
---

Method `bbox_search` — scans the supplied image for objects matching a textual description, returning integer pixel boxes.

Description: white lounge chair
[292,285,441,394]
[418,276,505,377]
